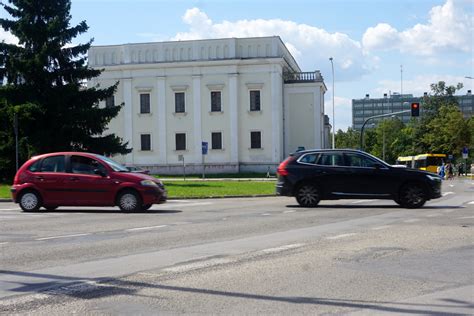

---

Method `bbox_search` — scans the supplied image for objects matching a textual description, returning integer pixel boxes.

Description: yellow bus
[396,154,447,173]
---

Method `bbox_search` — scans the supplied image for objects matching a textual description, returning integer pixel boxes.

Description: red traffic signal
[411,102,420,117]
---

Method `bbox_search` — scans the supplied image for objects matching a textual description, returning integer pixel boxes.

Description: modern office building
[88,36,329,174]
[352,91,474,130]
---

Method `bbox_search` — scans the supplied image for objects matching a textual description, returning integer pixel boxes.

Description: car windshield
[94,154,129,172]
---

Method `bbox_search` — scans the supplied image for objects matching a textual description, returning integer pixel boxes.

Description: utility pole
[329,57,335,149]
[400,65,403,96]
[14,112,19,171]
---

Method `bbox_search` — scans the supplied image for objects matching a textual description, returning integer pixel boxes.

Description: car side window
[71,155,107,175]
[299,153,319,165]
[317,153,344,166]
[39,155,66,173]
[28,159,42,172]
[345,153,379,168]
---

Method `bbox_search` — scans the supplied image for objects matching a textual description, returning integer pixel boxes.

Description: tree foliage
[0,0,129,181]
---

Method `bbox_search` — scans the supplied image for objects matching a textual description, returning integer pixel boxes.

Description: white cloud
[374,74,473,96]
[172,8,372,80]
[325,94,353,131]
[362,0,473,56]
[0,28,18,45]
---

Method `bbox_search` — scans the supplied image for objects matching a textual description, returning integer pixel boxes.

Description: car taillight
[277,156,295,176]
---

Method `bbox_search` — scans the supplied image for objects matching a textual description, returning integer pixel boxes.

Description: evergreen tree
[0,0,129,179]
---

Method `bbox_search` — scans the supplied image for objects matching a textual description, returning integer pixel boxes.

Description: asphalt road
[0,179,473,315]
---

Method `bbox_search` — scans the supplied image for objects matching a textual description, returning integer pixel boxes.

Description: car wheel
[117,190,142,212]
[142,204,152,211]
[399,183,426,209]
[19,191,42,212]
[296,184,320,207]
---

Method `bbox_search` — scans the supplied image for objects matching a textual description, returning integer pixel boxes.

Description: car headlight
[140,180,158,187]
[426,174,441,181]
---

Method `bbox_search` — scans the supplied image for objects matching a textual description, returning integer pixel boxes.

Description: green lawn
[0,180,276,199]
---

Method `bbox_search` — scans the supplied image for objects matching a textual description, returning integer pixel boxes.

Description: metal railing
[283,71,322,83]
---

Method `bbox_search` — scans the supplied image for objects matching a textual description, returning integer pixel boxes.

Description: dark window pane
[299,153,319,164]
[250,90,261,111]
[250,131,261,149]
[105,95,115,108]
[39,155,65,173]
[140,94,150,113]
[71,156,104,175]
[175,92,185,113]
[317,153,344,166]
[141,134,151,151]
[211,91,221,112]
[176,133,186,150]
[28,159,41,172]
[211,132,222,149]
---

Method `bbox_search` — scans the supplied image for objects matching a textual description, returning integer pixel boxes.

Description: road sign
[178,154,184,161]
[462,147,468,159]
[202,142,208,155]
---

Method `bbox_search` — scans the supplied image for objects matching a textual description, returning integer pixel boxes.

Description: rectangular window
[175,92,185,113]
[141,134,151,151]
[211,132,222,150]
[250,131,261,149]
[140,93,150,114]
[250,90,261,111]
[175,133,186,150]
[105,95,115,108]
[211,91,222,112]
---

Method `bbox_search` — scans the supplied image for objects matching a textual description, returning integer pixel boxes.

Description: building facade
[352,91,474,130]
[88,36,328,174]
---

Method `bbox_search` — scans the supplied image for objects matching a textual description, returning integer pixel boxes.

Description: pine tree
[0,0,130,179]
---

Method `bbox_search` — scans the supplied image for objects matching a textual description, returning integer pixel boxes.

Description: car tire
[295,184,320,207]
[399,183,426,209]
[19,191,42,212]
[117,190,142,212]
[142,204,152,211]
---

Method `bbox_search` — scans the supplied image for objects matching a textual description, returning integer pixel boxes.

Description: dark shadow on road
[286,204,465,210]
[0,269,471,315]
[24,209,182,214]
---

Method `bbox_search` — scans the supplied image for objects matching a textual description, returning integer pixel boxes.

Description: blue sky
[1,0,473,130]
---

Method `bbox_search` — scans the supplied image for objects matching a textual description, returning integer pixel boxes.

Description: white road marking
[468,201,474,205]
[163,258,234,273]
[326,233,357,240]
[443,209,456,213]
[351,200,375,204]
[36,233,90,241]
[163,202,213,208]
[442,192,454,196]
[449,184,455,188]
[0,208,20,211]
[403,218,421,223]
[125,225,167,232]
[0,242,9,245]
[283,210,296,213]
[261,213,271,216]
[426,213,442,217]
[457,216,474,219]
[261,243,305,253]
[371,225,391,230]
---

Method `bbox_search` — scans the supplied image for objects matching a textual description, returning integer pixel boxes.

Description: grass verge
[0,180,276,200]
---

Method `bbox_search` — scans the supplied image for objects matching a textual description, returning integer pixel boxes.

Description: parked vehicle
[125,165,150,174]
[276,149,442,208]
[11,152,167,212]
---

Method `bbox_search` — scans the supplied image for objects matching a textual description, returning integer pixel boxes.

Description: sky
[1,0,473,131]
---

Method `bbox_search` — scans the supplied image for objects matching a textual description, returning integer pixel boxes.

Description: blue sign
[202,142,208,155]
[462,147,468,154]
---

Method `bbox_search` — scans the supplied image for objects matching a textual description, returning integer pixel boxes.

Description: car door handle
[35,176,44,181]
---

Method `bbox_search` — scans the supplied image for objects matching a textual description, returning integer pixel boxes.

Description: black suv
[276,149,442,208]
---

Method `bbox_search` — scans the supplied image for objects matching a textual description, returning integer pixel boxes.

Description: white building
[88,36,329,174]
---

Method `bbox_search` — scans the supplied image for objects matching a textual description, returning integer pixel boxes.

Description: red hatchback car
[11,152,167,212]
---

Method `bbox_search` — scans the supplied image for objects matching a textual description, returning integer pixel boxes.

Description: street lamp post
[329,57,335,149]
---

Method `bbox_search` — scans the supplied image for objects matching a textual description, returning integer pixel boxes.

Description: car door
[343,152,394,196]
[63,155,114,205]
[29,155,68,204]
[314,152,350,196]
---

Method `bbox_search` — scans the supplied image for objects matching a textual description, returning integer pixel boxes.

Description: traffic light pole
[359,110,411,151]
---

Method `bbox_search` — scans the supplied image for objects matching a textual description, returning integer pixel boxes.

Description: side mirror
[93,169,106,177]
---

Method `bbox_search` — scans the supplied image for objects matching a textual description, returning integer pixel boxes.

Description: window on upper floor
[175,92,185,113]
[250,90,261,111]
[140,93,150,114]
[211,91,222,112]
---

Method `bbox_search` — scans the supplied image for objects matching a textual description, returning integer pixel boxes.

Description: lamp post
[329,57,335,149]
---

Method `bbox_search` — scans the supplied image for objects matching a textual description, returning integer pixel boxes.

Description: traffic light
[411,102,420,117]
